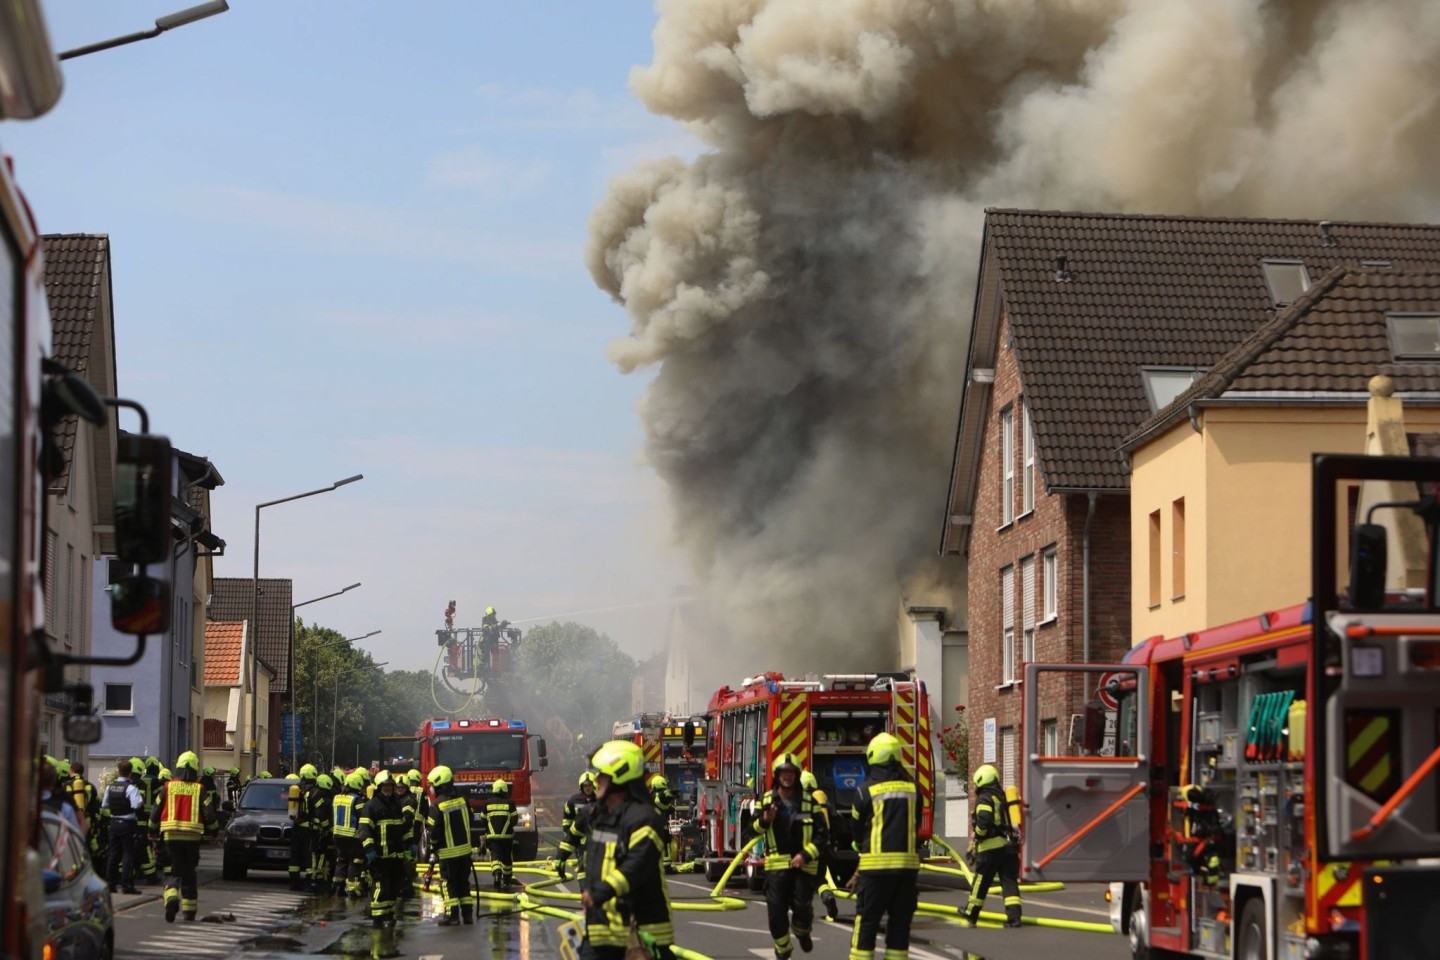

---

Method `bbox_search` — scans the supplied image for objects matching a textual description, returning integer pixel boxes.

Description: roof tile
[203,620,246,687]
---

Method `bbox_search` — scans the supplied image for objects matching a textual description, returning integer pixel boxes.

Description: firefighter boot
[820,888,838,921]
[461,904,474,925]
[164,888,180,923]
[437,908,460,927]
[1005,906,1023,928]
[964,906,980,928]
[492,865,502,891]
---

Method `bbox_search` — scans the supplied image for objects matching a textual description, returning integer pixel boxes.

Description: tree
[509,621,637,756]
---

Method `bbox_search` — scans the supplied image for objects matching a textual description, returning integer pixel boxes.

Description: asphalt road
[111,841,1131,960]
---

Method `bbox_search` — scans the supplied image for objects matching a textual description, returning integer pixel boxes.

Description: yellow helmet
[578,770,596,789]
[53,758,72,779]
[316,774,333,790]
[485,606,496,616]
[406,769,422,786]
[770,753,802,776]
[647,773,668,791]
[972,763,1000,788]
[374,770,394,787]
[159,768,172,781]
[800,770,818,791]
[428,765,454,787]
[344,772,365,791]
[285,773,300,781]
[175,751,200,772]
[865,732,903,766]
[590,740,645,785]
[492,779,509,795]
[298,763,318,780]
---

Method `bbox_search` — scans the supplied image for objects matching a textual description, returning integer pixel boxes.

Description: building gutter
[1083,491,1099,665]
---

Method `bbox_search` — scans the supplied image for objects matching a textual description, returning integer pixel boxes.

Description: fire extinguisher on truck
[1021,455,1440,960]
[693,672,935,888]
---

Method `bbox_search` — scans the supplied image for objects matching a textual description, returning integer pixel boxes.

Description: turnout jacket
[850,760,922,873]
[482,794,517,840]
[582,791,673,948]
[971,782,1016,854]
[149,774,215,839]
[753,787,826,874]
[560,789,597,854]
[425,786,474,860]
[357,791,412,859]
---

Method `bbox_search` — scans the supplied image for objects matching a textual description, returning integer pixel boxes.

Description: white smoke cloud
[588,0,1440,679]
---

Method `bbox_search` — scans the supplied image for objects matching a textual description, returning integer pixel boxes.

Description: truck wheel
[704,859,723,883]
[1126,887,1150,960]
[1236,897,1266,960]
[515,833,539,863]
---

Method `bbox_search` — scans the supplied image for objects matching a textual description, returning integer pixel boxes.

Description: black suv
[221,779,294,880]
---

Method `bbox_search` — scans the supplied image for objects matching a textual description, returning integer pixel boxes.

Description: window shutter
[1021,556,1035,629]
[44,530,57,636]
[1001,726,1016,787]
[1001,565,1014,630]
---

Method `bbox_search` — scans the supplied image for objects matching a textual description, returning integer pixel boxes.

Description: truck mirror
[684,722,698,748]
[114,433,173,565]
[63,682,101,745]
[110,574,170,635]
[537,737,548,760]
[1350,522,1388,610]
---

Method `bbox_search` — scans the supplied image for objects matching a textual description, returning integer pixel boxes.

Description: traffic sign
[1096,672,1123,711]
[280,712,303,755]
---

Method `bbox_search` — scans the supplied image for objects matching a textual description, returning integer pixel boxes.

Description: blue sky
[5,1,698,670]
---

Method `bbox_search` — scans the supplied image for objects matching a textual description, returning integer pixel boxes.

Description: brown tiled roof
[211,578,293,692]
[989,210,1440,490]
[40,235,111,490]
[1124,268,1440,448]
[204,620,246,686]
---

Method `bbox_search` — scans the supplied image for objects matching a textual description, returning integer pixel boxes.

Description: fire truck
[612,712,668,773]
[696,672,935,886]
[1022,454,1440,960]
[612,714,709,861]
[415,717,548,861]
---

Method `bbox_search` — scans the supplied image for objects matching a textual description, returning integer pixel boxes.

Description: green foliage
[509,621,636,755]
[939,704,970,782]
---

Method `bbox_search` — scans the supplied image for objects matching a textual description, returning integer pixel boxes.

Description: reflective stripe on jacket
[427,794,473,859]
[850,762,921,872]
[753,789,826,874]
[971,783,1013,853]
[483,798,516,839]
[332,793,360,838]
[357,794,411,857]
[159,781,205,836]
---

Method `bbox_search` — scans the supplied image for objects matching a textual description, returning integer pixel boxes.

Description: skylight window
[1387,313,1440,361]
[1141,367,1205,413]
[1261,259,1311,306]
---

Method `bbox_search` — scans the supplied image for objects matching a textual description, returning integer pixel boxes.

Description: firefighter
[199,767,220,842]
[358,770,411,927]
[151,751,215,922]
[225,767,242,806]
[287,763,319,890]
[480,606,500,669]
[647,772,678,871]
[397,769,423,900]
[136,756,162,885]
[104,759,145,894]
[71,761,104,868]
[483,779,517,889]
[558,770,598,879]
[426,765,477,925]
[755,753,826,959]
[964,763,1022,928]
[800,769,839,921]
[309,773,334,892]
[330,772,365,899]
[578,739,674,960]
[849,732,923,960]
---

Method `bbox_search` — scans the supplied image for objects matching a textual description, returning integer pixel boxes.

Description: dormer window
[1141,367,1205,413]
[1387,313,1440,361]
[1261,259,1311,306]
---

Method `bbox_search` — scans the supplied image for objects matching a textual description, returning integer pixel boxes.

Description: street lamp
[59,1,230,60]
[288,582,362,770]
[311,630,382,739]
[249,474,363,778]
[333,661,388,769]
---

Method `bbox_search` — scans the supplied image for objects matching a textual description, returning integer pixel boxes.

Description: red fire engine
[611,712,668,773]
[697,672,934,885]
[415,717,548,861]
[1022,455,1440,960]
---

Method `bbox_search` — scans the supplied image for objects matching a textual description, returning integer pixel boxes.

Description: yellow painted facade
[1130,405,1440,643]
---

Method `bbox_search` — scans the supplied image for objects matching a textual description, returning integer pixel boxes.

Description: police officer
[330,771,366,899]
[151,751,214,922]
[848,732,923,960]
[288,764,319,890]
[964,763,1021,928]
[482,780,517,889]
[104,760,145,894]
[358,770,411,927]
[755,754,826,959]
[801,769,839,921]
[579,740,674,960]
[426,765,477,925]
[558,770,598,879]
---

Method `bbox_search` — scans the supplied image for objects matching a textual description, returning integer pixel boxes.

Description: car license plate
[265,849,289,860]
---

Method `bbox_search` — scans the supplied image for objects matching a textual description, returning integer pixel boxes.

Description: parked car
[220,778,294,880]
[40,808,113,960]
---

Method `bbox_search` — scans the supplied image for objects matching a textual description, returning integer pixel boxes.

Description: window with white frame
[1000,406,1014,526]
[103,683,134,715]
[1021,555,1035,666]
[1022,405,1035,515]
[1042,545,1057,622]
[1042,719,1059,756]
[1001,564,1015,684]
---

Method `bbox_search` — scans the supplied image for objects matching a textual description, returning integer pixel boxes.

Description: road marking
[909,948,952,960]
[693,921,769,934]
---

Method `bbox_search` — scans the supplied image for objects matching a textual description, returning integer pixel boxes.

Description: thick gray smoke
[587,0,1440,679]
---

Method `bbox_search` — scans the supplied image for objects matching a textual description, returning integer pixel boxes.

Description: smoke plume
[587,0,1440,679]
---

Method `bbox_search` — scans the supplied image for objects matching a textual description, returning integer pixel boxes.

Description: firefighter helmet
[52,757,70,779]
[865,732,903,766]
[175,751,200,772]
[972,763,1000,788]
[299,763,318,780]
[344,772,365,791]
[316,774,333,791]
[485,606,496,616]
[590,740,645,786]
[428,765,454,788]
[647,773,668,791]
[257,770,273,779]
[492,779,510,795]
[159,768,172,781]
[228,767,240,777]
[578,770,596,789]
[800,770,818,791]
[771,753,802,776]
[203,766,215,777]
[285,773,300,781]
[374,770,394,787]
[406,769,422,787]
[129,757,146,773]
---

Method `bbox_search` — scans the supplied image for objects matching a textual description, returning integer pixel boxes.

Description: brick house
[941,210,1440,787]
